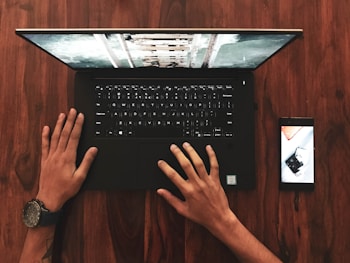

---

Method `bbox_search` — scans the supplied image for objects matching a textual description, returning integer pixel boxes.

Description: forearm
[19,225,55,263]
[208,212,281,263]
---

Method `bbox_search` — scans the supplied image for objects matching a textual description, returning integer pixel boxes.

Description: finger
[50,113,66,150]
[206,145,220,181]
[41,126,50,160]
[157,188,187,216]
[74,147,98,184]
[157,160,188,193]
[66,112,84,157]
[182,142,208,179]
[169,144,200,182]
[57,108,78,151]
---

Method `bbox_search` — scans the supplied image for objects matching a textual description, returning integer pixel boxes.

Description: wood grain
[1,0,350,262]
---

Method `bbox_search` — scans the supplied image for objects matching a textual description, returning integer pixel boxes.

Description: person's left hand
[36,108,98,212]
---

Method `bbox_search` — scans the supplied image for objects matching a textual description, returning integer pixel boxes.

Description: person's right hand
[157,142,237,232]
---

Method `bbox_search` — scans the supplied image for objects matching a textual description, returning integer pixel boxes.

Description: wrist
[23,199,63,228]
[35,193,62,212]
[207,210,240,240]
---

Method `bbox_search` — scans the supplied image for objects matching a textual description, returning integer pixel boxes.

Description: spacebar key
[134,127,183,137]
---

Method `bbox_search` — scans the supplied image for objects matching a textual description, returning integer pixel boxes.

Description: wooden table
[1,1,349,262]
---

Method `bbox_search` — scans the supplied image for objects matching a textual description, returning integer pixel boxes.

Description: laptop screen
[16,28,302,70]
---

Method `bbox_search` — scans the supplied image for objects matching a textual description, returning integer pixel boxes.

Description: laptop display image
[16,28,302,191]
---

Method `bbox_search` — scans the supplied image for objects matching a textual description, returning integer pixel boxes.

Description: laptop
[16,28,302,191]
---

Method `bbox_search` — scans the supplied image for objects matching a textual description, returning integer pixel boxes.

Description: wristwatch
[22,199,62,228]
[285,147,308,176]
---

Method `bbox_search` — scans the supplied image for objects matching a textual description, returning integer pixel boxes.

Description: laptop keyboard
[94,82,236,138]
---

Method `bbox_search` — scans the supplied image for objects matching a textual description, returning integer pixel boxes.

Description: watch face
[23,200,41,228]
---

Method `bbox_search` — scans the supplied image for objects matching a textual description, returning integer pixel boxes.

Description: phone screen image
[279,118,314,190]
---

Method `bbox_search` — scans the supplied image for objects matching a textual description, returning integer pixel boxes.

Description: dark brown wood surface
[1,0,350,262]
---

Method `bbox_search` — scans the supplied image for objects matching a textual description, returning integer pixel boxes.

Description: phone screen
[279,118,314,190]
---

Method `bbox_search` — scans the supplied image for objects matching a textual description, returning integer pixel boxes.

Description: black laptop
[16,28,302,191]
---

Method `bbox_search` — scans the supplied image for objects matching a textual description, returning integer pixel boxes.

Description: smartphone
[279,118,314,190]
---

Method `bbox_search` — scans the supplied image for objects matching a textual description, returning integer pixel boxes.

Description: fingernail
[183,142,190,148]
[170,144,177,150]
[42,126,50,133]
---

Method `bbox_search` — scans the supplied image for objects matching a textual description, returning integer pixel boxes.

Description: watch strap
[39,207,63,226]
[34,199,63,226]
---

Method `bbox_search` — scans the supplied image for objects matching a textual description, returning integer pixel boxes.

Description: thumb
[74,147,98,183]
[157,188,186,216]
